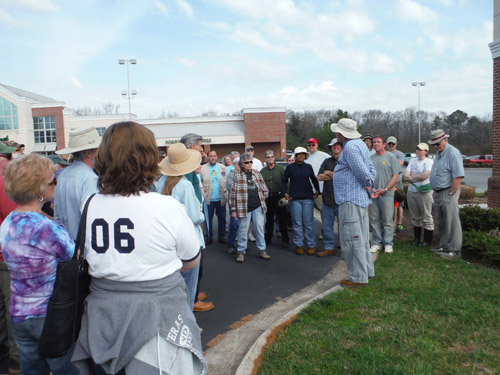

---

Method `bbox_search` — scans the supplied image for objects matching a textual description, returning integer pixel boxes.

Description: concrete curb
[203,260,349,375]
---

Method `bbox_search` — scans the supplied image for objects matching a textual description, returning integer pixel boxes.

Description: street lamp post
[412,81,426,144]
[118,58,137,119]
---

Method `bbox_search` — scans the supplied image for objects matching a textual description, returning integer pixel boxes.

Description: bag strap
[72,193,97,260]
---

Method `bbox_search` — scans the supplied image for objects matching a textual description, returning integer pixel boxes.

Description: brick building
[0,83,286,161]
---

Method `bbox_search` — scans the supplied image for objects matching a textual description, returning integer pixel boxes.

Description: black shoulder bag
[37,193,96,358]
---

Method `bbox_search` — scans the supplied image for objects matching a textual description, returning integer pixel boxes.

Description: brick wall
[31,107,65,151]
[243,111,286,158]
[488,58,500,207]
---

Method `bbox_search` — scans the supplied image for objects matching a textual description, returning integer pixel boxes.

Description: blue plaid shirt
[333,138,376,207]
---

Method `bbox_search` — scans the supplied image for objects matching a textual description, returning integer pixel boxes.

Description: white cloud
[397,0,439,24]
[230,24,290,54]
[154,1,169,16]
[0,8,15,25]
[204,21,231,31]
[176,0,193,18]
[176,57,197,67]
[70,76,83,89]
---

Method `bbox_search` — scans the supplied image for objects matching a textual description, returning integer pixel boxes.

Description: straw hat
[56,127,102,155]
[330,118,361,139]
[159,143,201,176]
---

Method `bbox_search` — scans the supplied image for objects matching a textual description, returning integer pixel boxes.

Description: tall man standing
[201,150,227,245]
[261,150,289,248]
[55,127,101,240]
[331,119,377,287]
[428,129,464,259]
[317,138,343,257]
[369,136,402,254]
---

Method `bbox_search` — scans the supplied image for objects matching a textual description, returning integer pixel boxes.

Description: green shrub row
[462,163,492,168]
[460,206,500,263]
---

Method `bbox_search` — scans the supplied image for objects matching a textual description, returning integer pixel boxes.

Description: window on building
[96,127,106,136]
[33,116,56,144]
[0,97,19,130]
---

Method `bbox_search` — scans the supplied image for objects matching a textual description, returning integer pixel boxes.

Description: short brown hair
[373,134,386,143]
[95,121,160,196]
[4,154,54,204]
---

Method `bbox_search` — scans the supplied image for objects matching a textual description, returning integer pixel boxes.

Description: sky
[0,0,494,119]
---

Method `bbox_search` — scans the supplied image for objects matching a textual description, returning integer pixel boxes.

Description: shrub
[463,229,500,261]
[460,205,500,232]
[459,184,476,200]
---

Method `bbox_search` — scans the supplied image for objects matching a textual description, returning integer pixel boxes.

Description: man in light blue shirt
[54,127,101,240]
[428,129,464,258]
[332,119,376,287]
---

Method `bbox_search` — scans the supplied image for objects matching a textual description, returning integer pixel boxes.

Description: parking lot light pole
[412,81,426,144]
[118,58,137,119]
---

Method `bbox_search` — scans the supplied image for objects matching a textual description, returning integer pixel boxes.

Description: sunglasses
[433,142,441,147]
[243,161,253,164]
[265,156,274,159]
[0,154,12,160]
[246,148,254,152]
[48,177,57,186]
[307,144,316,147]
[388,143,395,146]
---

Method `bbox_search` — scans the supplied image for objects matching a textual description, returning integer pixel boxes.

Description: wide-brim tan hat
[56,127,102,155]
[330,118,361,139]
[428,129,449,144]
[159,143,201,176]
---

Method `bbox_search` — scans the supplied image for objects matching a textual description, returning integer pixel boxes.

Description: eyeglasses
[0,154,12,160]
[48,177,57,186]
[246,148,254,152]
[307,144,316,147]
[243,161,253,164]
[265,156,274,159]
[433,142,441,147]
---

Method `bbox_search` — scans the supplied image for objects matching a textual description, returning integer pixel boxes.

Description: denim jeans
[237,206,266,253]
[370,195,395,246]
[181,261,200,309]
[289,199,316,248]
[227,215,239,248]
[322,203,340,250]
[206,201,226,240]
[11,316,79,375]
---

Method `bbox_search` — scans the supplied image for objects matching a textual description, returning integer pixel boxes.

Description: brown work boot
[307,248,315,256]
[193,300,214,312]
[316,249,334,257]
[296,246,304,255]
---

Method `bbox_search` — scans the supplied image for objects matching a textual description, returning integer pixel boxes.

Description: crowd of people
[0,118,465,374]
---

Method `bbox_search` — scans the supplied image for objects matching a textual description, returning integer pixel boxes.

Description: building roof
[0,83,58,104]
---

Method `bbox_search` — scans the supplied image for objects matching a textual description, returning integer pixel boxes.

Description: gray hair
[180,133,202,148]
[264,150,274,158]
[230,151,240,159]
[238,152,253,168]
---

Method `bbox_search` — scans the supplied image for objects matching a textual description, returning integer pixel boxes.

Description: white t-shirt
[252,157,263,171]
[406,158,433,193]
[84,192,200,282]
[305,150,330,192]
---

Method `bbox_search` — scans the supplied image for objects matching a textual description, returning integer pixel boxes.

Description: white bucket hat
[159,143,201,176]
[56,127,102,155]
[294,146,308,159]
[330,118,361,139]
[428,129,449,144]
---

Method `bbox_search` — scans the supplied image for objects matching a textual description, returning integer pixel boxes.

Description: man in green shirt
[260,150,289,248]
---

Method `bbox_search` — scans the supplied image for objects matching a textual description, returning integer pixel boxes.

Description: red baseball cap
[306,138,318,144]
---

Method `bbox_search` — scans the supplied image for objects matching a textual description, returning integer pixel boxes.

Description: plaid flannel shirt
[230,169,269,218]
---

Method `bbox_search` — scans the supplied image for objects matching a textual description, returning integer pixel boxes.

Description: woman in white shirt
[404,143,434,247]
[72,122,206,375]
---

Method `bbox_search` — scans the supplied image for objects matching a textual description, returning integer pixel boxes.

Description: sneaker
[384,245,393,253]
[276,232,282,238]
[236,251,245,263]
[432,247,446,253]
[193,301,214,312]
[227,246,236,255]
[396,224,404,233]
[258,251,271,260]
[248,233,256,242]
[319,233,324,240]
[307,248,315,256]
[437,251,461,259]
[370,244,382,253]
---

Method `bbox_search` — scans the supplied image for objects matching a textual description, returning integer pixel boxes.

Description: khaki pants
[407,190,434,230]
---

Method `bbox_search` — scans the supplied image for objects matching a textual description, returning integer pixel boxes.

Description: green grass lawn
[259,242,500,375]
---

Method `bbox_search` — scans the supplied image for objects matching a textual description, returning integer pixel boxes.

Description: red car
[463,155,493,164]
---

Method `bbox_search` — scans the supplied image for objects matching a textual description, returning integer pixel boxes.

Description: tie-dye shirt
[0,211,74,322]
